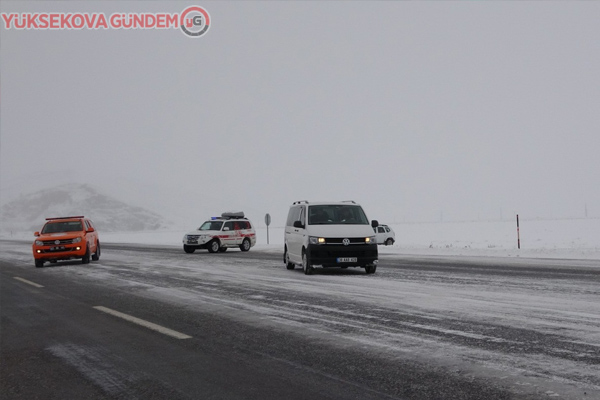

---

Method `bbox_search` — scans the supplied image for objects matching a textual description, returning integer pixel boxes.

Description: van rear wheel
[284,248,295,270]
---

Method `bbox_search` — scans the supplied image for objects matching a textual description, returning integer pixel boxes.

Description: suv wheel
[35,259,44,268]
[183,244,196,253]
[239,238,251,252]
[208,240,220,253]
[284,247,295,270]
[92,241,101,261]
[302,249,313,275]
[385,238,394,246]
[81,246,91,264]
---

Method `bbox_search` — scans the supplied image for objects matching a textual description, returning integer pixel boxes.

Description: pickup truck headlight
[35,240,44,246]
[309,236,326,245]
[72,237,82,243]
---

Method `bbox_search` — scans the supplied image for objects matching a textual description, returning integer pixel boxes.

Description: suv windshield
[308,205,369,225]
[42,221,83,234]
[199,221,224,231]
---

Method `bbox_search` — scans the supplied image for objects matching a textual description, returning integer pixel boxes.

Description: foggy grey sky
[1,1,599,227]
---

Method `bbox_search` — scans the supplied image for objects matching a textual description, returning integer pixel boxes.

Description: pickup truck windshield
[42,221,83,233]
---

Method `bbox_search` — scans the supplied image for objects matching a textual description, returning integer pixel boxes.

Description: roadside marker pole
[265,213,271,245]
[516,214,520,249]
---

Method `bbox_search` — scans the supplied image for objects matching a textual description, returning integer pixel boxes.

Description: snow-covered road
[2,240,599,399]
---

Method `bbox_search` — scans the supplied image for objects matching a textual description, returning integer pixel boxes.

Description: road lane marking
[93,306,192,339]
[13,276,44,288]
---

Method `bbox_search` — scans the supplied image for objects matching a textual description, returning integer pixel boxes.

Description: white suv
[374,224,395,245]
[283,201,379,275]
[182,212,256,253]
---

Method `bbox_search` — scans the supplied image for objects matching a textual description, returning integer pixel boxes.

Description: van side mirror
[371,220,379,228]
[34,231,40,237]
[293,220,304,229]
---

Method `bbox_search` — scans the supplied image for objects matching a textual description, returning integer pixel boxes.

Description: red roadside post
[516,214,520,249]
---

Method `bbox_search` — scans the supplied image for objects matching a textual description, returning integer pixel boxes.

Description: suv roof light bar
[293,200,309,205]
[45,216,85,220]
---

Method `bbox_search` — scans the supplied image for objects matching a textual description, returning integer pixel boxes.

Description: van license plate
[337,257,357,263]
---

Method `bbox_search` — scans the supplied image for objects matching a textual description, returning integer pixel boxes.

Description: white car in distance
[374,224,395,245]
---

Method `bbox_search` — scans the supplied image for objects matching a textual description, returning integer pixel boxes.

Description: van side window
[299,206,305,226]
[286,206,301,226]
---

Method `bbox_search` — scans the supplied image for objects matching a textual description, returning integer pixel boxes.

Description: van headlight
[365,236,375,244]
[309,236,326,245]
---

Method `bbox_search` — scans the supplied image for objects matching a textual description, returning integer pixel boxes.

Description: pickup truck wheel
[81,246,91,264]
[239,238,251,252]
[92,242,101,261]
[35,259,44,268]
[385,238,394,246]
[183,245,195,253]
[208,240,220,253]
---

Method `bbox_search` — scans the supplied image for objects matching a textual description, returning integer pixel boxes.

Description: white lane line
[93,306,192,340]
[13,276,44,288]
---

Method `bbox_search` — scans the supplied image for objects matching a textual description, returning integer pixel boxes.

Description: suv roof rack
[46,216,85,220]
[212,211,246,220]
[341,200,356,204]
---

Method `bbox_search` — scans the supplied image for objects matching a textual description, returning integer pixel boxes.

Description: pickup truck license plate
[337,257,357,263]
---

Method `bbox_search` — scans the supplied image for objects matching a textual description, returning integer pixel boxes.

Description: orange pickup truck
[32,216,100,268]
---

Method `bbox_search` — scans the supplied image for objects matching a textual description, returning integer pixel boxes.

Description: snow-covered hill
[0,184,168,233]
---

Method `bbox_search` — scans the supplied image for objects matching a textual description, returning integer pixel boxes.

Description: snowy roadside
[3,218,599,261]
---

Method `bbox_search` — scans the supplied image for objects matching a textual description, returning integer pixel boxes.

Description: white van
[283,201,379,275]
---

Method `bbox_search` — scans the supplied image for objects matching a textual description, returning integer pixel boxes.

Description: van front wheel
[302,250,313,275]
[365,264,377,274]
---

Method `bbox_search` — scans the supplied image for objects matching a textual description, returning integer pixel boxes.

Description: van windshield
[199,221,223,231]
[308,205,369,225]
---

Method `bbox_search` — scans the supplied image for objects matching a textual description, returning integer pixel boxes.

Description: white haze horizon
[2,2,599,229]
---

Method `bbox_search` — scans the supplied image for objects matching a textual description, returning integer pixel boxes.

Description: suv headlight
[35,240,44,246]
[72,237,82,243]
[365,236,376,244]
[309,236,326,245]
